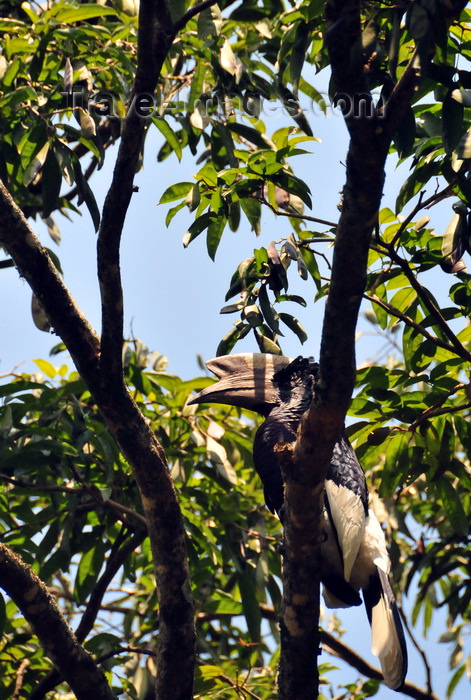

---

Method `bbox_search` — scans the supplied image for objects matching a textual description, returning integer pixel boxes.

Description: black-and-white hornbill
[189,353,408,690]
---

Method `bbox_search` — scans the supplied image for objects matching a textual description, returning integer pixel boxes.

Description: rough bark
[0,544,117,700]
[278,1,468,698]
[29,529,147,700]
[0,1,202,696]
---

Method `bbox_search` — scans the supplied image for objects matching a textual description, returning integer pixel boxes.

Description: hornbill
[189,353,408,690]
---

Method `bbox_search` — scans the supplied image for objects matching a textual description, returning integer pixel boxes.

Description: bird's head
[188,353,294,416]
[189,353,318,416]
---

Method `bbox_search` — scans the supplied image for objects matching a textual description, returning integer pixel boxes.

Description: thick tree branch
[0,544,117,700]
[1,6,197,698]
[0,181,100,380]
[97,0,175,386]
[30,529,147,700]
[277,1,469,697]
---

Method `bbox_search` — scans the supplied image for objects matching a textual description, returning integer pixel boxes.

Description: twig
[12,658,30,700]
[374,242,471,360]
[173,0,224,33]
[0,475,147,528]
[254,195,338,228]
[398,608,435,697]
[408,383,470,432]
[215,672,264,700]
[96,645,156,663]
[321,628,440,700]
[365,293,471,362]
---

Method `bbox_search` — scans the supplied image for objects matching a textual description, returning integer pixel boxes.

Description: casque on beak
[188,353,293,416]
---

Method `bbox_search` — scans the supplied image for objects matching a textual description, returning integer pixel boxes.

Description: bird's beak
[188,353,292,414]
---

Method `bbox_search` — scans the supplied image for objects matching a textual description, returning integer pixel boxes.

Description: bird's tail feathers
[365,569,408,691]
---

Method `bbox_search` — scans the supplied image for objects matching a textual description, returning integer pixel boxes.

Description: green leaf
[183,212,213,248]
[446,664,465,699]
[442,90,464,155]
[290,21,310,94]
[389,287,418,315]
[41,151,63,218]
[165,200,186,226]
[33,358,57,378]
[279,312,307,343]
[227,200,241,232]
[240,197,261,236]
[227,122,274,150]
[259,284,280,334]
[152,117,182,161]
[159,181,194,204]
[198,4,222,39]
[254,329,282,354]
[393,105,416,159]
[72,157,101,231]
[435,479,469,538]
[74,540,106,605]
[1,57,20,87]
[206,215,227,260]
[216,323,251,356]
[278,293,307,306]
[238,573,262,642]
[298,247,320,289]
[54,5,118,23]
[23,140,49,187]
[195,163,218,187]
[381,432,409,496]
[205,591,243,615]
[187,58,206,114]
[396,161,441,214]
[211,121,238,168]
[84,632,122,656]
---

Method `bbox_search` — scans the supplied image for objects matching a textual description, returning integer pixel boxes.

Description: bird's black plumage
[252,356,317,514]
[189,353,408,690]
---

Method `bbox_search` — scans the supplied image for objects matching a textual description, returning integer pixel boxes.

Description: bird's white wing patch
[325,480,366,582]
[364,509,390,574]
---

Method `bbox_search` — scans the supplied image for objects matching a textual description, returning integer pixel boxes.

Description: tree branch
[0,5,197,697]
[364,293,471,361]
[320,629,440,700]
[376,241,471,360]
[12,659,30,700]
[253,194,338,228]
[0,544,117,700]
[277,1,467,696]
[97,0,175,386]
[172,0,221,33]
[30,529,147,700]
[0,181,100,380]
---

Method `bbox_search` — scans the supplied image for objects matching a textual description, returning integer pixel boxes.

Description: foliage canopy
[1,0,471,699]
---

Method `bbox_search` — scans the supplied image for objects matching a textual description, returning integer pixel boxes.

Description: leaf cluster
[0,346,284,698]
